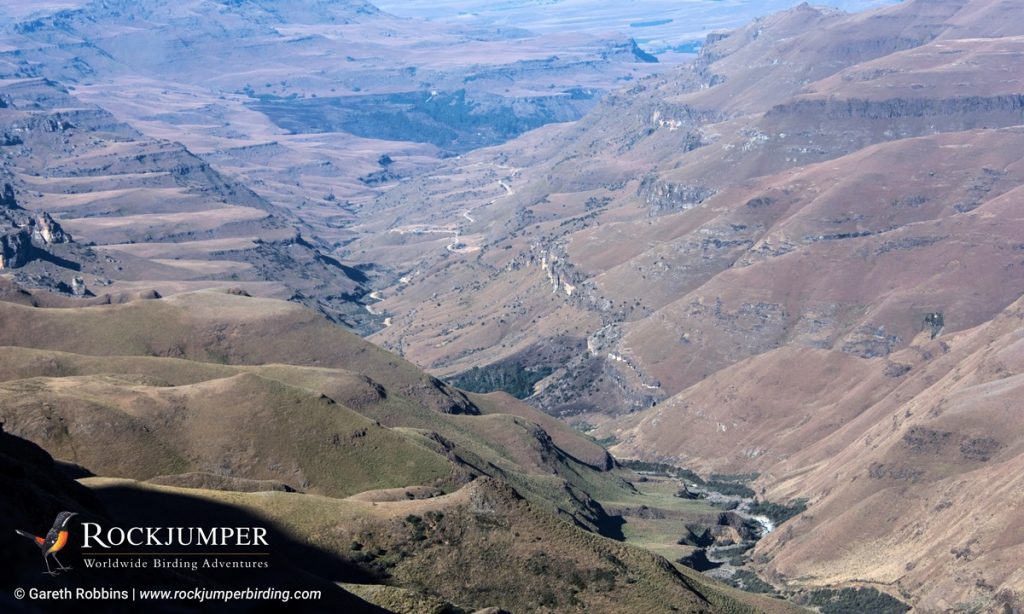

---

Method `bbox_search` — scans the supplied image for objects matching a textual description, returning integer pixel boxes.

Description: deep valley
[0,0,1022,612]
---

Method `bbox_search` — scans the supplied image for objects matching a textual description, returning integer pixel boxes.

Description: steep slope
[343,0,1024,608]
[0,0,700,333]
[0,77,377,328]
[743,295,1023,612]
[0,283,775,612]
[360,0,1024,412]
[0,371,460,496]
[84,476,730,613]
[0,427,382,613]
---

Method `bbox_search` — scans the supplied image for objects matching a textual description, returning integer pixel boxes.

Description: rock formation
[0,229,31,269]
[33,211,71,245]
[0,182,72,270]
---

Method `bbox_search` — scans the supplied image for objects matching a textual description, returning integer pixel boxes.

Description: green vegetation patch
[746,499,807,525]
[448,362,553,399]
[593,435,621,448]
[704,480,755,498]
[726,570,775,594]
[708,472,760,483]
[618,459,705,485]
[801,587,910,614]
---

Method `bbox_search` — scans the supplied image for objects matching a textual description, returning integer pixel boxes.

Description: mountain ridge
[0,279,777,613]
[345,0,1024,608]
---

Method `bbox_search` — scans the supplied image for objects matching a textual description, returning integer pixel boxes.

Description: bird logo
[15,511,78,576]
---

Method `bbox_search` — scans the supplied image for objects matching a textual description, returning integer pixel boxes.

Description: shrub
[448,362,553,399]
[746,498,808,525]
[803,587,910,614]
[727,570,775,594]
[704,480,755,498]
[618,459,705,484]
[711,499,739,511]
[708,472,760,483]
[404,514,427,542]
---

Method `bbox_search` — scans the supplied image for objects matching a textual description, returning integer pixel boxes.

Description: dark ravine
[251,88,601,153]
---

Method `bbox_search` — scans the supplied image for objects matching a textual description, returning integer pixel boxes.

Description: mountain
[2,0,1022,609]
[0,0,683,329]
[346,0,1024,609]
[0,0,670,225]
[0,279,794,613]
[0,77,378,328]
[0,425,383,613]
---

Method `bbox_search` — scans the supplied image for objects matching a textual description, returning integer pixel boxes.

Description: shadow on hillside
[592,504,626,541]
[0,429,385,613]
[30,248,81,271]
[55,460,95,479]
[92,484,384,608]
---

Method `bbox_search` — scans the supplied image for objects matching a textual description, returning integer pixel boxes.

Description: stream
[681,486,774,580]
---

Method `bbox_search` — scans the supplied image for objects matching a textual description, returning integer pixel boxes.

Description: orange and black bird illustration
[16,511,77,576]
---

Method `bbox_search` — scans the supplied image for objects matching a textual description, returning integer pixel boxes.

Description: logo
[81,524,269,548]
[15,511,77,576]
[16,514,271,575]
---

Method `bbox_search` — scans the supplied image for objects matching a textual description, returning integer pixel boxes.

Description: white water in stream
[745,513,775,537]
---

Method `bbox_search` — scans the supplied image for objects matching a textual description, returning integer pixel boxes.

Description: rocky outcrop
[70,276,88,296]
[404,376,480,416]
[33,211,71,244]
[841,324,900,358]
[637,176,716,216]
[619,38,658,63]
[776,95,1024,122]
[0,229,31,269]
[359,168,401,186]
[0,182,73,269]
[768,94,1024,137]
[0,184,14,208]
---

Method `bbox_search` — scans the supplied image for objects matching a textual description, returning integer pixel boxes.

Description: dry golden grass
[82,476,765,613]
[0,288,796,612]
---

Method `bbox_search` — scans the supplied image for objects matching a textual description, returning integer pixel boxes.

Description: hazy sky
[1,0,904,52]
[374,0,902,50]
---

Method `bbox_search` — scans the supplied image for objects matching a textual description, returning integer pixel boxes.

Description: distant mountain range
[0,0,676,324]
[374,0,901,53]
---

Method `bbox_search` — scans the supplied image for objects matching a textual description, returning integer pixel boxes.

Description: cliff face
[0,78,382,328]
[759,94,1024,166]
[0,182,72,270]
[774,94,1024,122]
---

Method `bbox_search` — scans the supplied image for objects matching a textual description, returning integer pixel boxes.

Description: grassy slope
[0,372,456,497]
[469,390,612,468]
[597,473,811,614]
[0,290,447,397]
[0,430,380,613]
[0,288,788,612]
[0,345,633,527]
[83,476,764,614]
